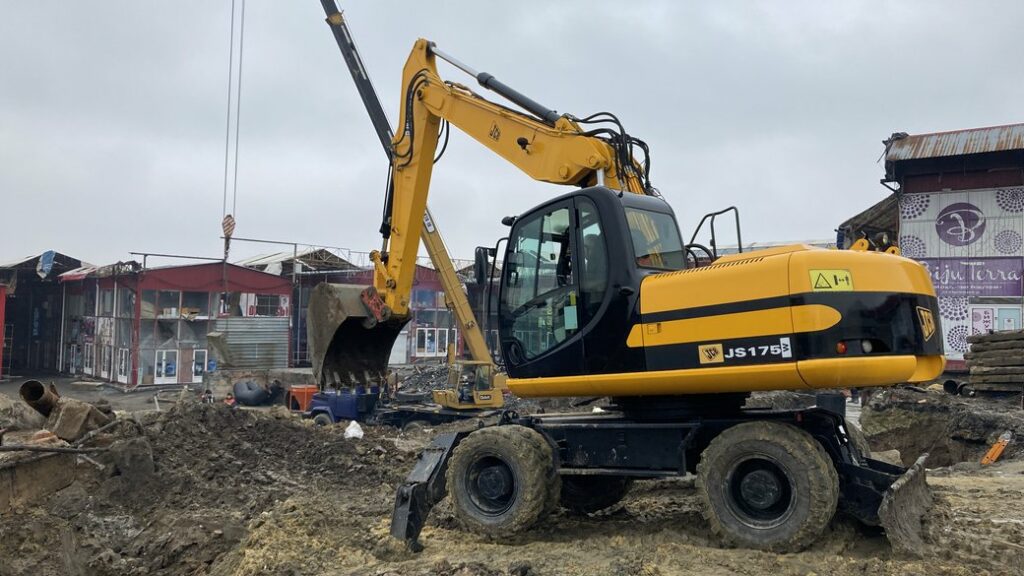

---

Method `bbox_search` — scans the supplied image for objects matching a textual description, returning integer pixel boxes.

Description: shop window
[178,320,208,348]
[100,346,112,378]
[83,284,97,316]
[117,287,136,318]
[158,291,181,318]
[83,343,95,375]
[182,291,210,318]
[412,290,436,310]
[217,292,243,317]
[139,349,156,385]
[156,319,177,348]
[139,320,155,348]
[255,294,281,317]
[414,327,450,357]
[435,310,452,328]
[116,348,131,384]
[116,319,133,348]
[99,289,114,317]
[141,290,158,319]
[436,329,449,356]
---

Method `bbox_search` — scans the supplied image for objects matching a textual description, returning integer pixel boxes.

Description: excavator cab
[498,186,683,380]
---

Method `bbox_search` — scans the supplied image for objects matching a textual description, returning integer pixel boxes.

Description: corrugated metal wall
[213,317,289,369]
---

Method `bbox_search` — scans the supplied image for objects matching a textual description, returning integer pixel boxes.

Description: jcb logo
[917,307,936,341]
[698,343,724,365]
[489,122,501,141]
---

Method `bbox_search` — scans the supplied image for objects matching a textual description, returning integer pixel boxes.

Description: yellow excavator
[313,2,942,554]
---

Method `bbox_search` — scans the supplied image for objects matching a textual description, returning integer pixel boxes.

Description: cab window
[502,205,578,359]
[625,208,686,270]
[578,198,608,318]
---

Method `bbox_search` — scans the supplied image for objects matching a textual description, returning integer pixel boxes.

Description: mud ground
[1,388,1022,576]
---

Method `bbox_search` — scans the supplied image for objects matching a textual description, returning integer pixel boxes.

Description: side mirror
[474,246,490,285]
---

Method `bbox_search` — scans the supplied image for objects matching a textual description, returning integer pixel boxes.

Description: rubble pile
[395,363,450,397]
[0,398,413,576]
[964,329,1024,393]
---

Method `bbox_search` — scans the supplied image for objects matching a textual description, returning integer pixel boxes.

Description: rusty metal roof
[885,123,1024,162]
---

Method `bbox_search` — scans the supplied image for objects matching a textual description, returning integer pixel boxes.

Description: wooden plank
[968,340,1024,353]
[969,366,1024,375]
[967,330,1024,344]
[970,375,1024,383]
[965,356,1024,368]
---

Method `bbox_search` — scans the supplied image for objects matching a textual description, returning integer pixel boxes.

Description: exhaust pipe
[20,380,59,417]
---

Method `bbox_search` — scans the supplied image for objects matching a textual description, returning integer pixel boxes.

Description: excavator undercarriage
[391,398,931,554]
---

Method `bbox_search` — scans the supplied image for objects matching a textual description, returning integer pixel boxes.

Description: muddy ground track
[1,389,1023,576]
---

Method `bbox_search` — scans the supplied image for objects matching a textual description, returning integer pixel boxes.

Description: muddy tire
[696,421,838,552]
[312,413,333,427]
[446,425,557,537]
[559,476,633,514]
[402,419,430,434]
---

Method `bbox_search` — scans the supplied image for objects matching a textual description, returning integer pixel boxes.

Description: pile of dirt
[0,400,414,576]
[3,391,1024,575]
[862,387,1024,466]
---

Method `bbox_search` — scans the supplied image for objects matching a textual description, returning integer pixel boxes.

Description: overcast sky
[2,1,1023,267]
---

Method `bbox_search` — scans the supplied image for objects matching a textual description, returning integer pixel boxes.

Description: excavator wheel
[446,425,559,537]
[559,476,633,515]
[696,421,838,553]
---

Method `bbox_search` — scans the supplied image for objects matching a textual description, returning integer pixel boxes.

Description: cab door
[500,201,582,377]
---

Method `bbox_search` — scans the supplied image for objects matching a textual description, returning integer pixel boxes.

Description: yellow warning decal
[698,343,724,364]
[809,269,853,292]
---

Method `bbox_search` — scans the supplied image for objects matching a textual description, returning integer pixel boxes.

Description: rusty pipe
[20,380,59,417]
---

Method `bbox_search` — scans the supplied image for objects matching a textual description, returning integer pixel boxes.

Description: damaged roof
[884,123,1024,162]
[235,248,359,272]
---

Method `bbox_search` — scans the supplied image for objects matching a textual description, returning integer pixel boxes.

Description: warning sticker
[809,269,853,292]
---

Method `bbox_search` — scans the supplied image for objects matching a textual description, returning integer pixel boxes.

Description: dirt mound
[862,387,1024,466]
[0,399,413,576]
[3,393,1023,575]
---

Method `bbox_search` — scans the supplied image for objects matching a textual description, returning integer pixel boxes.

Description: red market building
[59,261,292,389]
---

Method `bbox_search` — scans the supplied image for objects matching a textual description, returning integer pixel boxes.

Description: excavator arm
[310,9,654,386]
[378,39,650,317]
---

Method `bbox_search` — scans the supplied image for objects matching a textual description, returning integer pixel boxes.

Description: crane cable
[221,0,246,224]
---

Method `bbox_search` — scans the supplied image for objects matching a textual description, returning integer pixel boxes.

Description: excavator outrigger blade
[878,453,932,556]
[307,283,407,387]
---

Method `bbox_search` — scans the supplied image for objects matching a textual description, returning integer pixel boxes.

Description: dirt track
[1,391,1023,576]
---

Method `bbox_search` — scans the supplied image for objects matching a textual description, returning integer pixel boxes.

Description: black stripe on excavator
[643,292,941,372]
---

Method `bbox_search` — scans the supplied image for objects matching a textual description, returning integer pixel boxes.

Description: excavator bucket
[307,283,408,387]
[878,454,932,556]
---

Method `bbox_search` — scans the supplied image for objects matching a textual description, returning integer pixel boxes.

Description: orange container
[287,385,319,412]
